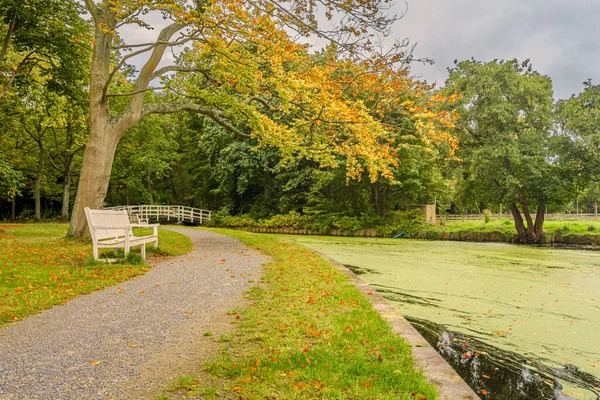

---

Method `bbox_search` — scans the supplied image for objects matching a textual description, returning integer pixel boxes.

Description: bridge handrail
[104,205,212,224]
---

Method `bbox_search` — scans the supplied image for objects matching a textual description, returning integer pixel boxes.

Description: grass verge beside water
[164,228,438,399]
[0,223,191,325]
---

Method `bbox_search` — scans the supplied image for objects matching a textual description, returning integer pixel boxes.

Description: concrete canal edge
[317,252,480,400]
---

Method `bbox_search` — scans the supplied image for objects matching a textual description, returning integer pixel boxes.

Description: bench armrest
[93,225,133,230]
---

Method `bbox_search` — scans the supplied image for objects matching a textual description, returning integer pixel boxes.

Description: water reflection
[407,317,600,400]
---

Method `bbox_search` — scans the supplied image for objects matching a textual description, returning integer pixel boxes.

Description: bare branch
[107,87,166,98]
[83,0,100,22]
[141,102,251,139]
[151,65,214,82]
[244,96,271,108]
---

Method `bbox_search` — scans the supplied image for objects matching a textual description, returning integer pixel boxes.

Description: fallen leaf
[481,389,488,395]
[482,374,490,379]
[129,344,138,348]
[361,381,373,388]
[91,360,102,365]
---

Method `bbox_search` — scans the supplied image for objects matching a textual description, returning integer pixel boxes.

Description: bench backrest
[84,207,132,242]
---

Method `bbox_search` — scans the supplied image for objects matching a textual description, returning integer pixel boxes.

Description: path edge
[316,251,480,400]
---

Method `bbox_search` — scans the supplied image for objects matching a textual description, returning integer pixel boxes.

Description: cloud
[394,0,600,98]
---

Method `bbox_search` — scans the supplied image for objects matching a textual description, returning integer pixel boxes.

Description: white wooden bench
[84,207,159,261]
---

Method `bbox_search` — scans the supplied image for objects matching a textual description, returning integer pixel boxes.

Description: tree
[68,0,416,236]
[445,59,572,244]
[555,80,600,187]
[0,0,89,99]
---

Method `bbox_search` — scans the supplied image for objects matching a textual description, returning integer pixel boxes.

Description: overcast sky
[122,0,599,99]
[391,0,600,99]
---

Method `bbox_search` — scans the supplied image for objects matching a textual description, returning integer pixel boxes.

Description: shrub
[331,215,362,232]
[483,209,492,224]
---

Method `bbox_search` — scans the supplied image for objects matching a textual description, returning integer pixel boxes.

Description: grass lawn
[439,218,600,237]
[0,223,191,325]
[163,228,438,399]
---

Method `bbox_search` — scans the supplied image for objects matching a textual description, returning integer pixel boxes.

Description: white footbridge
[105,205,211,225]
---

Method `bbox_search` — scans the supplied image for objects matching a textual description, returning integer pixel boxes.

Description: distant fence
[105,205,211,225]
[441,213,600,221]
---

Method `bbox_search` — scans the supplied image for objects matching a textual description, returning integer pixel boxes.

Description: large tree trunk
[509,201,545,244]
[34,144,44,221]
[68,124,119,236]
[61,155,73,222]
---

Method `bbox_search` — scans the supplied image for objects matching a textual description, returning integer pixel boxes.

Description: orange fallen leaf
[232,386,243,393]
[91,360,102,365]
[138,290,145,294]
[462,353,471,359]
[481,389,488,395]
[367,291,374,295]
[346,326,353,333]
[361,381,373,388]
[482,374,490,379]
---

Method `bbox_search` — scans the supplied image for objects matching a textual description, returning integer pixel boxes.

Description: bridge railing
[105,205,211,225]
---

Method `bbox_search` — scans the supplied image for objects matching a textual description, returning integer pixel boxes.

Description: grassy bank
[431,219,600,244]
[163,229,438,399]
[0,224,192,325]
[214,211,600,244]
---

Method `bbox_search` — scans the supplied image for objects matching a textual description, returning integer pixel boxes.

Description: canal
[287,236,600,400]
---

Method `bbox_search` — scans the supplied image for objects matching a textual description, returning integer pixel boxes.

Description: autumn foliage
[67,0,459,236]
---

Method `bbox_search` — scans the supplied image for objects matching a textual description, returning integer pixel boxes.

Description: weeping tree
[68,0,425,236]
[445,59,574,244]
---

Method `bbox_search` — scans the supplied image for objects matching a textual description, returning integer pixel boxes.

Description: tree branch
[151,65,214,81]
[107,87,166,97]
[141,102,251,139]
[83,0,100,22]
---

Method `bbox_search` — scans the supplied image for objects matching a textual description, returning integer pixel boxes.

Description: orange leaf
[232,386,243,393]
[482,374,490,379]
[361,381,373,388]
[346,326,353,333]
[481,389,488,395]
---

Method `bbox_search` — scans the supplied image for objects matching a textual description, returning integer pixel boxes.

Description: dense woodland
[1,1,600,243]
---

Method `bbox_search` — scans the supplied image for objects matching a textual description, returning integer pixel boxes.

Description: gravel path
[0,228,268,400]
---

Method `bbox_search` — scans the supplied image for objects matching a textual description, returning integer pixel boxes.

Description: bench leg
[141,243,146,259]
[154,239,158,249]
[93,245,99,261]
